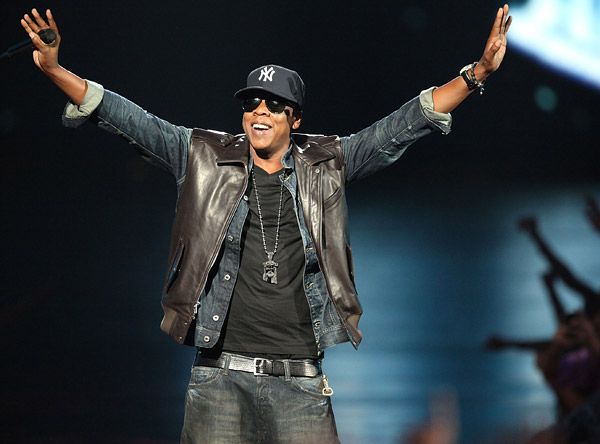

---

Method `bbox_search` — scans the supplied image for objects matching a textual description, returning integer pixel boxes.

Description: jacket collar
[292,134,337,166]
[215,135,249,168]
[212,133,337,169]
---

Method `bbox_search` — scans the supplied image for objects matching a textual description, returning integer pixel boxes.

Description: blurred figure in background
[518,214,600,315]
[487,207,600,442]
[485,272,600,421]
[485,271,564,354]
[535,311,600,418]
[518,213,600,422]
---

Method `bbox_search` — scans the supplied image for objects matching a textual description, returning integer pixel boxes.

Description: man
[21,5,512,443]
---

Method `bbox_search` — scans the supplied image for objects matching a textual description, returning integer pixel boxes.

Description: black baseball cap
[234,65,305,109]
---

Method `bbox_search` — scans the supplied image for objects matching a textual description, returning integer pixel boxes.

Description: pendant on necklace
[263,252,279,284]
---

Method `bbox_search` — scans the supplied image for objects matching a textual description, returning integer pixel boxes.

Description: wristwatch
[460,62,485,94]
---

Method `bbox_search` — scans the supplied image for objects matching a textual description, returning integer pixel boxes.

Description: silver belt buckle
[253,358,269,376]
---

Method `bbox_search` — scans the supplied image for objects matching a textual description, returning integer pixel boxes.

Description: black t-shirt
[219,166,318,359]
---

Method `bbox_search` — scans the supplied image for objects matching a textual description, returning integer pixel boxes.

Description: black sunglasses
[241,97,293,114]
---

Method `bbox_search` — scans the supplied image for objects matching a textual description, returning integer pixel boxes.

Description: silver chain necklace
[251,168,285,284]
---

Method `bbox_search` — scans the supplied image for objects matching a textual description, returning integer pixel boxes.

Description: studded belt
[194,352,321,377]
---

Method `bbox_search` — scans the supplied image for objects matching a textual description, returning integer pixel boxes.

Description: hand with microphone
[17,8,86,105]
[20,8,61,74]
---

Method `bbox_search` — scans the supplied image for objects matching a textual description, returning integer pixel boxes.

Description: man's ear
[292,116,302,130]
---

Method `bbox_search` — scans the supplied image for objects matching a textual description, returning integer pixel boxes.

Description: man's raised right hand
[21,8,61,74]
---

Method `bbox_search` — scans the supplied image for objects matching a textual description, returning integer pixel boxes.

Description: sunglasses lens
[265,100,287,113]
[241,98,291,114]
[242,98,261,112]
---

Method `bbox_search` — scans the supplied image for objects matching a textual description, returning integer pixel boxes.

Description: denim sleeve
[62,80,105,124]
[340,87,452,184]
[62,80,191,183]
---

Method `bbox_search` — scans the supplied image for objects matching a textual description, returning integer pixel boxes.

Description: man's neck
[251,143,291,174]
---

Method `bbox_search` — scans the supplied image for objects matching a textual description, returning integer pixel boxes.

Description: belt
[194,352,321,377]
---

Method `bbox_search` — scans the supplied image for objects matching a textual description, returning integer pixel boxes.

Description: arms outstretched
[484,335,551,352]
[543,271,567,324]
[21,6,512,115]
[21,8,87,105]
[518,216,600,310]
[432,4,512,113]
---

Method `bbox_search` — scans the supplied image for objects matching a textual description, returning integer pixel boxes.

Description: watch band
[460,62,485,95]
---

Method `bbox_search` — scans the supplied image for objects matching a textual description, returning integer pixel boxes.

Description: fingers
[23,8,55,33]
[22,8,59,49]
[490,39,503,55]
[20,17,39,44]
[20,17,34,36]
[500,4,512,37]
[504,15,513,35]
[22,14,39,34]
[484,5,510,63]
[47,9,57,29]
[488,4,511,43]
[31,8,49,30]
[20,18,42,49]
[487,7,504,42]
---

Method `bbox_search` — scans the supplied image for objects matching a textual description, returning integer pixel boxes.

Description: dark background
[2,1,599,443]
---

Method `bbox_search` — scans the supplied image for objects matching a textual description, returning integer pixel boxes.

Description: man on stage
[20,5,511,443]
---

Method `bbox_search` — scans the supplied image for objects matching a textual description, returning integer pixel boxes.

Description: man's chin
[247,137,291,159]
[251,145,273,159]
[248,139,274,153]
[246,135,269,150]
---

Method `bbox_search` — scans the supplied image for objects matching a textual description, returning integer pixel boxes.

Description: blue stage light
[509,0,600,90]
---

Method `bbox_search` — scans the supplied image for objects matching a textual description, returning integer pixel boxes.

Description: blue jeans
[180,360,340,443]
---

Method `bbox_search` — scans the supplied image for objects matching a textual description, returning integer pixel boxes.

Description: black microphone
[1,29,56,61]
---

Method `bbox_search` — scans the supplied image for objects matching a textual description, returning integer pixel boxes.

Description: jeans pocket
[188,366,223,386]
[290,376,325,399]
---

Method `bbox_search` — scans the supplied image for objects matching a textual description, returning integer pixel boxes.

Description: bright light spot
[509,0,600,90]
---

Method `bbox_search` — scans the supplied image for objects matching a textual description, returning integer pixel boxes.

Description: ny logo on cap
[258,66,275,82]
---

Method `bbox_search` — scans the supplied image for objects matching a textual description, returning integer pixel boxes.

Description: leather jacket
[161,130,362,348]
[62,81,451,351]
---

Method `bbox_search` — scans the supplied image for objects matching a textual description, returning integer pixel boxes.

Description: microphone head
[37,29,57,45]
